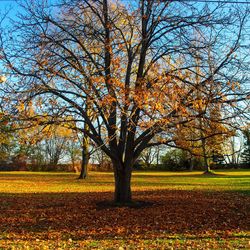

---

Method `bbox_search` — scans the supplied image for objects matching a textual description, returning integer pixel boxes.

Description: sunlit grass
[0,169,249,194]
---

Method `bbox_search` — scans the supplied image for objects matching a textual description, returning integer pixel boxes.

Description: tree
[0,112,14,162]
[223,134,242,165]
[78,103,91,179]
[139,146,160,168]
[12,106,76,169]
[0,0,249,203]
[91,146,112,170]
[174,105,233,172]
[65,134,82,172]
[241,129,250,165]
[161,148,190,171]
[171,44,236,173]
[78,135,90,179]
[43,126,70,166]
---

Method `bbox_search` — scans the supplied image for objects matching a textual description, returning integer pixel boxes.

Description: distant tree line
[1,118,249,172]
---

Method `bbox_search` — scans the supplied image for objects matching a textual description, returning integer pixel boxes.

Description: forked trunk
[113,164,132,204]
[203,155,213,174]
[204,162,211,173]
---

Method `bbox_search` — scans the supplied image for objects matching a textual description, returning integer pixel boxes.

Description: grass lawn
[0,169,249,249]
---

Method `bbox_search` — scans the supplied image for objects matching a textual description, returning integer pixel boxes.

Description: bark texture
[78,138,89,179]
[113,162,132,203]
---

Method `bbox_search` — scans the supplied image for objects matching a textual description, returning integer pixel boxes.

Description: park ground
[0,170,249,249]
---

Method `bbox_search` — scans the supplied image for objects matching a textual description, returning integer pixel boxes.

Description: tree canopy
[0,0,250,203]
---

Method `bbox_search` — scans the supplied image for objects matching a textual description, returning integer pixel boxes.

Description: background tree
[91,147,112,170]
[223,134,242,165]
[161,148,191,171]
[78,134,90,179]
[139,146,161,168]
[0,112,14,163]
[241,129,250,165]
[171,43,236,173]
[65,134,82,172]
[42,126,71,166]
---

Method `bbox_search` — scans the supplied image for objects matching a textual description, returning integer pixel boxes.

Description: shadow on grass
[0,189,249,241]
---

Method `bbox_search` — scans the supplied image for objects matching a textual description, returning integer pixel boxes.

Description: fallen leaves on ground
[0,190,249,249]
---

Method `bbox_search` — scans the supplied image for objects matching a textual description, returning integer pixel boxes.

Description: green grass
[0,169,249,194]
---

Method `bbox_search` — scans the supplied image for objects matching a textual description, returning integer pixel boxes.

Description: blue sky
[0,0,19,26]
[0,1,18,13]
[0,0,57,27]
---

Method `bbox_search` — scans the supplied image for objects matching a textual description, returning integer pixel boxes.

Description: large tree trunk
[113,163,132,204]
